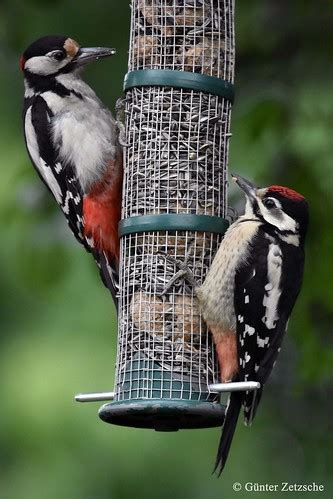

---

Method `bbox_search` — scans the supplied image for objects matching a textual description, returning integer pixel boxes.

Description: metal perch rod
[75,382,260,402]
[75,391,115,402]
[209,381,261,393]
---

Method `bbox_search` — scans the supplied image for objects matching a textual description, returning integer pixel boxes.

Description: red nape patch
[19,55,26,71]
[268,185,305,201]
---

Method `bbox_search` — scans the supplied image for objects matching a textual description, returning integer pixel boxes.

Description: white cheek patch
[258,200,297,232]
[25,55,70,75]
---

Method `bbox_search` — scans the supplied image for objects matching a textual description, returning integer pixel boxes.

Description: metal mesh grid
[115,0,235,402]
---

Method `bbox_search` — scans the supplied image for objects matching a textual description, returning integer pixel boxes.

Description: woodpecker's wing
[24,95,88,246]
[234,228,304,424]
[23,95,119,304]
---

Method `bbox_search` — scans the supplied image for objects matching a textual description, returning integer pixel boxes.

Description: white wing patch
[25,107,62,204]
[40,158,62,204]
[243,324,255,336]
[262,243,282,329]
[257,336,270,348]
[240,352,251,367]
[25,107,41,167]
[62,191,73,214]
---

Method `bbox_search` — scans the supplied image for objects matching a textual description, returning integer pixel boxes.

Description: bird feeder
[77,0,259,430]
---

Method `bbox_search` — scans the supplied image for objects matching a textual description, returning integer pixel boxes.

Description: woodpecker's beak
[231,173,257,201]
[74,47,116,67]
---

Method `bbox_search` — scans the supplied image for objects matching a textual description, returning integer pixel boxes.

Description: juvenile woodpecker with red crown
[196,174,309,474]
[21,35,123,303]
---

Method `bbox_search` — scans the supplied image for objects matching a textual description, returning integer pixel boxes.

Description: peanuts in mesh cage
[115,0,234,390]
[121,235,219,380]
[134,1,234,78]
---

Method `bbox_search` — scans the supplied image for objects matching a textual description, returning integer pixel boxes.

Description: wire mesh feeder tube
[99,0,235,431]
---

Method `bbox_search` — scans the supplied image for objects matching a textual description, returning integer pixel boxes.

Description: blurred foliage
[0,1,332,498]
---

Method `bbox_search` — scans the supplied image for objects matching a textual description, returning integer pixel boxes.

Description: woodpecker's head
[20,35,115,77]
[232,173,309,242]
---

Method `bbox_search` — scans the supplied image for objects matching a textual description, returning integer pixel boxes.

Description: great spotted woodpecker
[21,35,123,304]
[196,174,309,474]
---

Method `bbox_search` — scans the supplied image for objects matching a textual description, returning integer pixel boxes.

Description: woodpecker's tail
[243,386,263,426]
[95,251,119,308]
[214,391,242,476]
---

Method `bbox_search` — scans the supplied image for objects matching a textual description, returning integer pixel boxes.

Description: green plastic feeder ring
[119,214,229,237]
[124,69,235,102]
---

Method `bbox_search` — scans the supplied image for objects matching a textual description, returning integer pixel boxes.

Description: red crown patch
[268,185,305,201]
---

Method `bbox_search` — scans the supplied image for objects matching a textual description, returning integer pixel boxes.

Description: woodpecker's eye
[49,50,66,61]
[263,198,277,209]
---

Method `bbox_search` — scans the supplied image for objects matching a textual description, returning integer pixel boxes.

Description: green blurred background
[0,1,332,498]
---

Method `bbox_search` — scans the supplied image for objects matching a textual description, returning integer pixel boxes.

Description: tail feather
[243,387,263,426]
[214,391,242,476]
[94,250,119,308]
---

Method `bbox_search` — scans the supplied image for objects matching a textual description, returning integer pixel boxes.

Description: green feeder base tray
[99,398,225,431]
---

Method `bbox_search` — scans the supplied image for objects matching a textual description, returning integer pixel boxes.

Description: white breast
[197,218,260,331]
[42,75,119,192]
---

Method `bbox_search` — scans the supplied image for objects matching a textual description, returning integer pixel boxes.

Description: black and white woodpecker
[21,35,123,304]
[196,174,309,474]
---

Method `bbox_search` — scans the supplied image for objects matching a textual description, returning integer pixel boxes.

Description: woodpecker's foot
[157,240,198,296]
[159,262,197,296]
[115,97,128,147]
[117,121,128,147]
[115,97,125,113]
